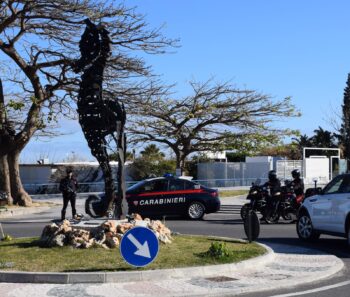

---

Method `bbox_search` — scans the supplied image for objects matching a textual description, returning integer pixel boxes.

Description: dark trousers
[61,192,77,220]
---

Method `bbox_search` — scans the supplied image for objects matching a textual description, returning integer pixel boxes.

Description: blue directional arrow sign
[120,226,159,267]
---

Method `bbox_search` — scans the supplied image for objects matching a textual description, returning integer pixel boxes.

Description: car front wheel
[188,201,205,220]
[296,213,320,241]
[347,223,350,248]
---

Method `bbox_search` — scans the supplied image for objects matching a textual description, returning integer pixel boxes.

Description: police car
[296,174,350,247]
[126,175,220,220]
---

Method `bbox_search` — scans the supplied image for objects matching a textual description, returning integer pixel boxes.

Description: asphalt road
[0,200,349,297]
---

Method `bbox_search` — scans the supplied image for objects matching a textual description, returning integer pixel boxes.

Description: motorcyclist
[264,170,281,196]
[291,169,304,204]
[261,170,281,220]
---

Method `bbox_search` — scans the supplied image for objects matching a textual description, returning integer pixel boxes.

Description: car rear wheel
[347,222,350,249]
[296,213,320,241]
[188,201,205,220]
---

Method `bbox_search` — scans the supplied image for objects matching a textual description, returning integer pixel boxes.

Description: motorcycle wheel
[264,210,280,224]
[240,203,251,220]
[85,195,103,218]
[281,203,297,221]
[282,212,293,220]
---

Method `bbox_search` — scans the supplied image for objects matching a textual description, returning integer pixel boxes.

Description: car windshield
[141,179,168,192]
[127,180,146,191]
[323,175,350,194]
[184,180,201,189]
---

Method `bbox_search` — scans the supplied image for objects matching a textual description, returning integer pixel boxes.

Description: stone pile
[39,214,173,249]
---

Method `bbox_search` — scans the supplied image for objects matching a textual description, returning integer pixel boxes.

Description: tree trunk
[103,161,116,216]
[115,131,127,219]
[8,150,32,206]
[0,153,13,205]
[0,78,12,204]
[175,152,187,176]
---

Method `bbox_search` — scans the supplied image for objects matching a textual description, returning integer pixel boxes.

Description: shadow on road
[259,237,350,257]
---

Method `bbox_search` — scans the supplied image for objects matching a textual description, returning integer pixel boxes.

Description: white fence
[197,162,272,185]
[276,160,303,181]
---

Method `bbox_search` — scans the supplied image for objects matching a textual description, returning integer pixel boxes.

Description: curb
[189,254,345,297]
[0,206,52,219]
[0,241,274,284]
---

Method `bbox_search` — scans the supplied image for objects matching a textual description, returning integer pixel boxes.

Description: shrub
[205,242,232,259]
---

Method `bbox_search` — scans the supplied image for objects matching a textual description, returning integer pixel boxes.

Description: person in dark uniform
[262,170,281,220]
[291,169,304,204]
[59,169,79,221]
[264,170,281,196]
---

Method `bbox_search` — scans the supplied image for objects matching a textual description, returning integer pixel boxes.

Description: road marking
[268,280,350,297]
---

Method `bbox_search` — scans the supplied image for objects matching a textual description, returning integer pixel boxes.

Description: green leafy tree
[128,158,176,180]
[292,128,339,159]
[339,73,350,161]
[109,151,134,162]
[292,134,313,148]
[128,144,173,180]
[258,143,300,160]
[311,126,337,148]
[140,144,165,162]
[292,134,313,159]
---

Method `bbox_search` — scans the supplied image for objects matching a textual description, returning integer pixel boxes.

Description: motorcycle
[263,180,302,224]
[240,180,268,220]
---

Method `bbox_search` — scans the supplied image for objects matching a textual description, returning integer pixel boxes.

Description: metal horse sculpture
[73,19,126,218]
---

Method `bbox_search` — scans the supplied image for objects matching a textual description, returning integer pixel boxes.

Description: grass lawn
[219,190,249,198]
[0,235,265,272]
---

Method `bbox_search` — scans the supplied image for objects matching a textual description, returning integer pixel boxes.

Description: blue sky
[21,0,350,163]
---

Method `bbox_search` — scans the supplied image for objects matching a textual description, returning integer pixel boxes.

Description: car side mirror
[316,187,323,195]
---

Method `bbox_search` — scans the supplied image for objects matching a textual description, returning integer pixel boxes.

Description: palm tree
[292,134,313,159]
[311,126,337,148]
[140,144,165,162]
[292,134,313,148]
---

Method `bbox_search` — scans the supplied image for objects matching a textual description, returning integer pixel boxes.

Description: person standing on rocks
[59,169,79,221]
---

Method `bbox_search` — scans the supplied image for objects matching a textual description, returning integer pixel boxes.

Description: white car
[297,174,350,247]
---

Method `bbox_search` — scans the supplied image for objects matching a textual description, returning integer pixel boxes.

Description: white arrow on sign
[126,233,151,258]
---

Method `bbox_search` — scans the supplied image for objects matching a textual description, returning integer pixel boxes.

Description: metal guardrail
[23,178,264,195]
[192,178,266,188]
[23,182,138,195]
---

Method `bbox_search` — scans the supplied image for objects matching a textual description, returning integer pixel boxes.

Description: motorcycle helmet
[291,169,300,179]
[268,170,277,181]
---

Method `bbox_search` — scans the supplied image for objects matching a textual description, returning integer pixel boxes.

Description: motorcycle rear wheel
[265,211,280,224]
[85,195,103,218]
[282,212,293,220]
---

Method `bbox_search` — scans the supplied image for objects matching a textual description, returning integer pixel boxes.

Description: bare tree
[128,80,300,174]
[0,0,177,205]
